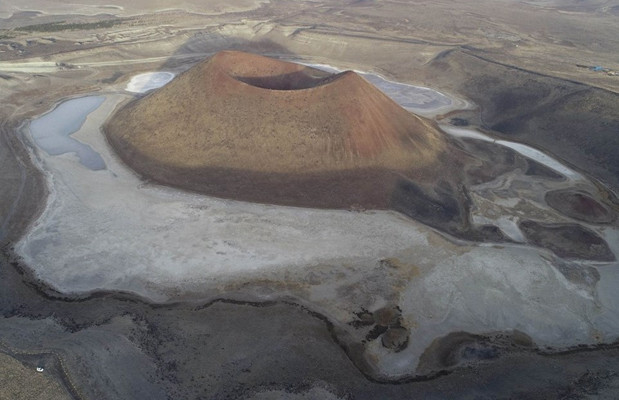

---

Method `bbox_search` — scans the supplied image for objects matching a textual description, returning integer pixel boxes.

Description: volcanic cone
[105,51,472,232]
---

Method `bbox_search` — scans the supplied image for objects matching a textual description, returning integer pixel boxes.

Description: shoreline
[4,242,619,385]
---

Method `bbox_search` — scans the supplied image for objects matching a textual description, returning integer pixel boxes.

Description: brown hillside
[105,51,480,237]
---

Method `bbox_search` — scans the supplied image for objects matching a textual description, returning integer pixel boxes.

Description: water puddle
[29,95,106,170]
[126,72,175,93]
[440,125,584,181]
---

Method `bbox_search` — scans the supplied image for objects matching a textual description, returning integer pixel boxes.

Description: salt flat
[14,80,619,377]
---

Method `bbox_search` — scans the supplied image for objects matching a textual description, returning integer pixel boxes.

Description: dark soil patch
[519,220,615,261]
[546,189,615,224]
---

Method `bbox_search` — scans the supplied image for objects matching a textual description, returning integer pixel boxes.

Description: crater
[233,70,336,90]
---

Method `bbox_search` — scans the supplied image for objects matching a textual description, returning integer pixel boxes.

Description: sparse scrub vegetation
[16,19,124,33]
[0,30,16,40]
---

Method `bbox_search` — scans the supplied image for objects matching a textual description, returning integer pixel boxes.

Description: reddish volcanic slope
[105,51,472,232]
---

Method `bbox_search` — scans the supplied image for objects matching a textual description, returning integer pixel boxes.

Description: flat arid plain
[1,0,619,399]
